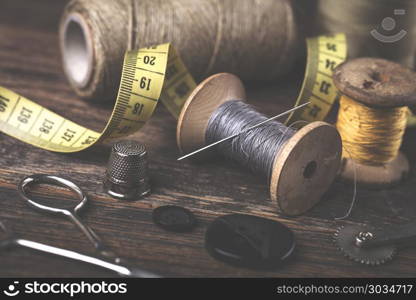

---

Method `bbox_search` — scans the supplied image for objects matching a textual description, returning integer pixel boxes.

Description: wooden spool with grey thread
[177,73,342,216]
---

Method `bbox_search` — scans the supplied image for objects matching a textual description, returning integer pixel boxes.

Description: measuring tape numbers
[286,33,347,124]
[2,33,414,153]
[0,44,196,153]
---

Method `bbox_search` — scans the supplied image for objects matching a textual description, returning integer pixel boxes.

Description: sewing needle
[177,101,311,161]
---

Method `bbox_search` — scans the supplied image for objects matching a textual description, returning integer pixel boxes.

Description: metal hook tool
[16,174,160,277]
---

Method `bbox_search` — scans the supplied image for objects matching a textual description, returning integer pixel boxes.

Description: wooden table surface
[0,0,415,278]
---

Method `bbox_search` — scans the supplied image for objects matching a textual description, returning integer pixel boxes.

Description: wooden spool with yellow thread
[334,57,416,187]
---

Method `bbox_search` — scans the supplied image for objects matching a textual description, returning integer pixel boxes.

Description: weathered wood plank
[0,0,415,277]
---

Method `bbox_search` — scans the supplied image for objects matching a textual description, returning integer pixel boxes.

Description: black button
[205,214,295,269]
[152,205,197,232]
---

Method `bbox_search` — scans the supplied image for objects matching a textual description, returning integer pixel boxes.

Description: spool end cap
[333,57,416,108]
[177,73,246,157]
[270,121,342,216]
[339,152,409,187]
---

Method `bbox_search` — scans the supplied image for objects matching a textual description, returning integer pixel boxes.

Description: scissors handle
[18,174,121,262]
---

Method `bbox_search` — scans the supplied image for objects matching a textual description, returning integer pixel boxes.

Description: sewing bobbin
[333,57,416,186]
[177,73,342,216]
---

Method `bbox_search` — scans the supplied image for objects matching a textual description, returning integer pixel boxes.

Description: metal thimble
[104,140,151,200]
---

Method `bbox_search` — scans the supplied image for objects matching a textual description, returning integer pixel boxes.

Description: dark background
[0,0,415,277]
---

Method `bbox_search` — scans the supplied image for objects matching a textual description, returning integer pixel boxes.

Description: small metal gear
[334,224,397,266]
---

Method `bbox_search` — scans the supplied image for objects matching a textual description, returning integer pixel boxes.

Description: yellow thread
[336,95,407,165]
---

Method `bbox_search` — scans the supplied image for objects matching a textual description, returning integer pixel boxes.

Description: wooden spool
[177,73,342,216]
[333,58,416,187]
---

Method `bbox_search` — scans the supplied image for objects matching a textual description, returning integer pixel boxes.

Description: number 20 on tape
[0,44,196,153]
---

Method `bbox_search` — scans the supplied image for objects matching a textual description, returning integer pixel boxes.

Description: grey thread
[178,101,310,161]
[206,100,295,182]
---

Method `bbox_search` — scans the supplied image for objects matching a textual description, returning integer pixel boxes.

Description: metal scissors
[3,174,160,278]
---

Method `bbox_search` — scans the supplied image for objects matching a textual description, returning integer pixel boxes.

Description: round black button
[152,205,197,232]
[205,214,295,269]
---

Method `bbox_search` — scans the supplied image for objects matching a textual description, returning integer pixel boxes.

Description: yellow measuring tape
[0,34,349,153]
[286,33,347,124]
[407,111,416,127]
[286,33,416,127]
[0,44,196,152]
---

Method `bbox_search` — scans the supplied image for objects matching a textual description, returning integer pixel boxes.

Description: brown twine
[60,0,298,101]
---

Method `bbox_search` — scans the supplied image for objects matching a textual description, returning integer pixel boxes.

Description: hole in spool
[370,71,383,83]
[62,14,93,88]
[303,161,317,179]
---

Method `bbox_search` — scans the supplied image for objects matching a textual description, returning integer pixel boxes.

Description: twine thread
[62,0,298,100]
